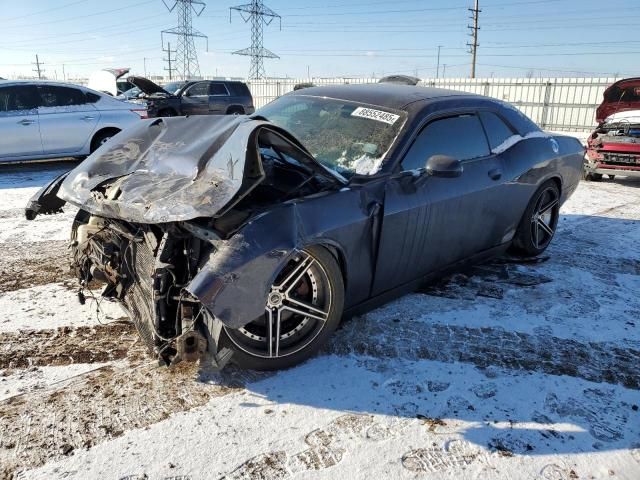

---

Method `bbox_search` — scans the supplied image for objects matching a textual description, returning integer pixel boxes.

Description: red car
[585,78,640,180]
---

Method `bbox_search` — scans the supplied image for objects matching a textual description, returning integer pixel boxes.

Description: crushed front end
[585,120,640,179]
[72,213,225,366]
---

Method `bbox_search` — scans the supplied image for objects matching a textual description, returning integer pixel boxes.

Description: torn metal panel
[56,116,342,224]
[25,171,70,220]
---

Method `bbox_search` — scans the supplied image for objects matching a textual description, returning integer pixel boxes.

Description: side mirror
[425,154,463,178]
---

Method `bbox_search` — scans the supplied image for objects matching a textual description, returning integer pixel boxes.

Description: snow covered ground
[0,162,638,480]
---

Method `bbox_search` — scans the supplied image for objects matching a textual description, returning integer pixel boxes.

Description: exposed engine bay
[585,115,640,178]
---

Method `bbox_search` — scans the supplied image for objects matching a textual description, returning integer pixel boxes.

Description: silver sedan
[0,80,146,163]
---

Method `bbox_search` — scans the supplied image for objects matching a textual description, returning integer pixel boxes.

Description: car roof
[286,83,475,110]
[0,79,88,88]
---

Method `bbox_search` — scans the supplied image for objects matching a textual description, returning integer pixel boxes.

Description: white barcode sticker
[351,107,400,125]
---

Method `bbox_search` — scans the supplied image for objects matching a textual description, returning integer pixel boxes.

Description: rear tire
[511,181,561,257]
[90,129,119,153]
[226,106,245,115]
[219,245,344,371]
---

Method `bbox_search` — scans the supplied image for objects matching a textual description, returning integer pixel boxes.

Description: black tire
[583,171,603,181]
[90,129,119,153]
[219,245,344,371]
[511,181,561,257]
[608,174,616,180]
[226,106,245,115]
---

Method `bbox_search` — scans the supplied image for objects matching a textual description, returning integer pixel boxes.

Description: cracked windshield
[258,95,405,177]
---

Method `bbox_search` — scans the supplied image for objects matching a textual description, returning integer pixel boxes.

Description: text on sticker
[351,107,400,125]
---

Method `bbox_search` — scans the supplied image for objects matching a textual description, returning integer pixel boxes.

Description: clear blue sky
[1,0,639,80]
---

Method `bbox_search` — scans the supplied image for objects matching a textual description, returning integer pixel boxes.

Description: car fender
[185,187,378,329]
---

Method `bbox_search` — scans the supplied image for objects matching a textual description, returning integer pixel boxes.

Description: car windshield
[163,82,185,94]
[257,95,406,177]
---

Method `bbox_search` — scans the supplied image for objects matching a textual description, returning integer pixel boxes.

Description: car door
[36,85,100,154]
[180,82,211,115]
[208,82,231,114]
[371,112,508,295]
[0,84,43,159]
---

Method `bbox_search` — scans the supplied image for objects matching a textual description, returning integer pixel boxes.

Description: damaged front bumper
[71,215,240,368]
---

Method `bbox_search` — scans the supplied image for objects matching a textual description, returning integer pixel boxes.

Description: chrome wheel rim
[530,187,559,249]
[225,251,332,359]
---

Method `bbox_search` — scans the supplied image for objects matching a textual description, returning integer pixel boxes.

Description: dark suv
[128,77,255,118]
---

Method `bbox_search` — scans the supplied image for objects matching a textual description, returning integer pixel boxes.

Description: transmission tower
[467,0,480,78]
[230,1,281,80]
[161,0,208,80]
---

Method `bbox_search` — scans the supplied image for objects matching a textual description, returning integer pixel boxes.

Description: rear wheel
[511,181,560,257]
[90,129,119,153]
[220,246,344,370]
[226,106,245,115]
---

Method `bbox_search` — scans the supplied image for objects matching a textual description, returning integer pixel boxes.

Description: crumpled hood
[58,115,266,223]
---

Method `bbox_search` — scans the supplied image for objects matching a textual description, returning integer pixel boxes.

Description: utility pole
[467,0,480,78]
[62,64,66,81]
[443,64,447,77]
[163,42,177,80]
[436,45,442,79]
[143,57,148,77]
[230,0,281,80]
[32,54,44,79]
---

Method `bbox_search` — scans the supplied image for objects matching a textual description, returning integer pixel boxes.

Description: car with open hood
[127,76,254,118]
[585,78,640,180]
[25,84,583,371]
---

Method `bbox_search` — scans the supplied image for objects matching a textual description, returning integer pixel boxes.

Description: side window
[185,82,209,97]
[37,86,87,107]
[0,86,39,112]
[209,83,229,96]
[479,111,516,151]
[401,114,490,171]
[85,92,101,103]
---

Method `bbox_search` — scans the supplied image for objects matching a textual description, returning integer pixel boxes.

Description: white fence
[246,77,617,132]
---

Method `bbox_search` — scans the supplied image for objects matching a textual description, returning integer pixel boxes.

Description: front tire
[220,246,344,371]
[511,181,560,257]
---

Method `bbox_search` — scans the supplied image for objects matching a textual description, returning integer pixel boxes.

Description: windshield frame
[257,93,408,180]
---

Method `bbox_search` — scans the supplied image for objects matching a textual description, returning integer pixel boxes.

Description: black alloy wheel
[512,181,561,256]
[221,246,344,370]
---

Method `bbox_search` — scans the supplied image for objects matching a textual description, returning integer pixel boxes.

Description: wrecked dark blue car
[26,84,584,370]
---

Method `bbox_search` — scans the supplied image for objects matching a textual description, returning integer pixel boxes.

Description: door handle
[81,115,95,121]
[18,119,35,125]
[488,168,502,180]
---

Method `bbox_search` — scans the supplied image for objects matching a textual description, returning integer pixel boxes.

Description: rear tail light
[131,108,148,119]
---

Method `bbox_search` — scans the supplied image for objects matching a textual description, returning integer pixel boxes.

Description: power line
[4,1,156,30]
[4,0,89,22]
[230,1,281,80]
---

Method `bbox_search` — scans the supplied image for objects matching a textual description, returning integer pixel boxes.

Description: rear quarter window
[479,111,516,151]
